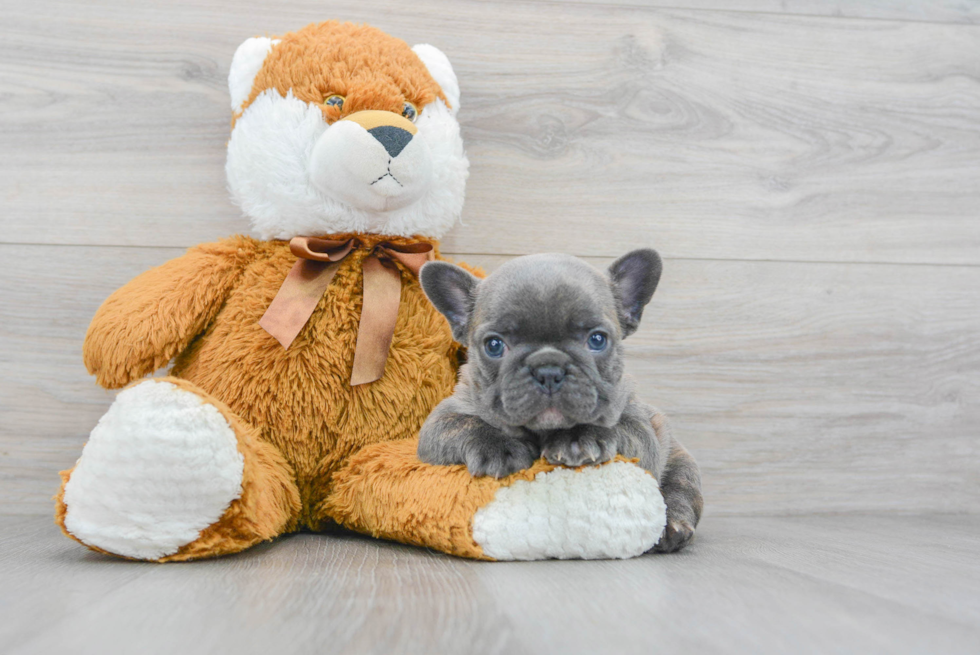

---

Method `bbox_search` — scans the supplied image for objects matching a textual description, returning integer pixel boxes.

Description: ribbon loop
[259,236,434,386]
[290,236,355,262]
[376,242,435,278]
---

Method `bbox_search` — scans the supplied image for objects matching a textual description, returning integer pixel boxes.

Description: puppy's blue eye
[484,337,505,358]
[587,331,608,352]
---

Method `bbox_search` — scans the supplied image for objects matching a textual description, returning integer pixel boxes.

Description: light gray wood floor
[2,514,978,655]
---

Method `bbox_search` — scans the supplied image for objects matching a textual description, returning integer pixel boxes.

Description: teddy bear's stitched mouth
[370,160,404,188]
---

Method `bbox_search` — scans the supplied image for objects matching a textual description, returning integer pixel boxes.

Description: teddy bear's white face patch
[308,113,433,213]
[225,42,468,241]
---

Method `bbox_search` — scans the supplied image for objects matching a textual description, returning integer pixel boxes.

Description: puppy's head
[420,250,662,430]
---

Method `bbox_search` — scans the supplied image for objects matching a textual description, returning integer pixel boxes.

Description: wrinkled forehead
[474,255,617,337]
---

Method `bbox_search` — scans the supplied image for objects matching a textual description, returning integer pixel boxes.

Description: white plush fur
[411,44,460,115]
[225,41,468,241]
[308,118,433,212]
[472,462,666,560]
[62,380,245,560]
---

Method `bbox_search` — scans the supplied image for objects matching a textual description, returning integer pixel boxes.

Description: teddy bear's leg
[320,439,666,560]
[55,377,300,562]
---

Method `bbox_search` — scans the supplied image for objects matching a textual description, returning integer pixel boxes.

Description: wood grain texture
[1,1,979,263]
[2,514,979,654]
[502,0,980,25]
[2,245,977,516]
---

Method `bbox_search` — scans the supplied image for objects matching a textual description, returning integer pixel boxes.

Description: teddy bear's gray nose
[532,366,565,394]
[368,125,413,158]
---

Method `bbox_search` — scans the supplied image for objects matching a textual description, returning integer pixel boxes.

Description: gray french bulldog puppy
[417,250,703,552]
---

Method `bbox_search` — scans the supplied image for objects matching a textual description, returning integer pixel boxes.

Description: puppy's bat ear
[608,249,663,337]
[419,261,480,343]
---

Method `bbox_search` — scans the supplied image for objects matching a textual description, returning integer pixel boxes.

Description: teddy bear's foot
[323,439,666,560]
[56,377,300,561]
[471,463,665,560]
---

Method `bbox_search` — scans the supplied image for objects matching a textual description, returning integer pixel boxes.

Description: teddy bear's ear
[412,44,460,116]
[228,37,280,112]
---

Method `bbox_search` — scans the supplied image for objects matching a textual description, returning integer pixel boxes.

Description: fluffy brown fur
[326,440,586,559]
[57,233,510,559]
[79,234,459,524]
[238,21,447,127]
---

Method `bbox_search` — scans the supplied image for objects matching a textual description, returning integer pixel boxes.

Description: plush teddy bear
[54,21,666,562]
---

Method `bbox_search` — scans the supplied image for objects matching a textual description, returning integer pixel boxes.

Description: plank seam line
[3,242,980,269]
[486,0,980,28]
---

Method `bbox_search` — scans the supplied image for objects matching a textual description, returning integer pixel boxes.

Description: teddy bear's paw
[62,380,245,560]
[471,461,666,560]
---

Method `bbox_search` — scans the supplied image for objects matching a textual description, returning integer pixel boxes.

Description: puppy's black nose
[532,366,565,394]
[368,125,413,158]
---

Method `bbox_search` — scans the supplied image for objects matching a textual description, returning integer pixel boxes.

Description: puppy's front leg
[541,424,619,468]
[418,399,539,478]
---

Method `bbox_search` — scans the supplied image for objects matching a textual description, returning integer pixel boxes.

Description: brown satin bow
[259,236,434,385]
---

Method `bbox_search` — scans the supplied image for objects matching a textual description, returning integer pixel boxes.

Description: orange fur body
[78,234,458,528]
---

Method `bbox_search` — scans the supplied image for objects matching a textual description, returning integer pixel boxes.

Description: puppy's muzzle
[532,366,564,394]
[526,348,571,396]
[341,110,417,158]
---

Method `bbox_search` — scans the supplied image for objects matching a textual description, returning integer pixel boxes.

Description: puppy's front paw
[464,438,538,479]
[653,519,696,553]
[542,425,618,468]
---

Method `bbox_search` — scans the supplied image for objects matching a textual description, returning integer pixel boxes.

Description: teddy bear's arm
[83,239,254,389]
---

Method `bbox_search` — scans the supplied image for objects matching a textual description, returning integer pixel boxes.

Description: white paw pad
[472,462,666,560]
[63,380,245,560]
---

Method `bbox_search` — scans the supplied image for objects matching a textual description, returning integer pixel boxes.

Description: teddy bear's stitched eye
[402,102,418,122]
[484,336,506,358]
[587,331,608,352]
[324,94,345,109]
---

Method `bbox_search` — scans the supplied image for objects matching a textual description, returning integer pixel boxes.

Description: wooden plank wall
[2,0,978,516]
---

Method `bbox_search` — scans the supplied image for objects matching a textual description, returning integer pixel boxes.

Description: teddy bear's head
[226,21,468,241]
